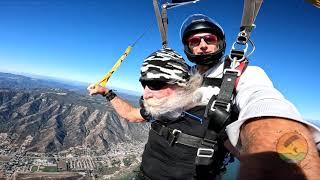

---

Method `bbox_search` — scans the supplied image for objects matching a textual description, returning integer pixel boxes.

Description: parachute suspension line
[228,0,263,69]
[95,29,148,87]
[131,28,149,47]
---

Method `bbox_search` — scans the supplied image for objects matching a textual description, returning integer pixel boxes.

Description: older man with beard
[88,48,217,179]
[88,48,203,123]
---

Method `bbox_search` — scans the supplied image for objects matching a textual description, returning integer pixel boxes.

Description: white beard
[143,73,203,121]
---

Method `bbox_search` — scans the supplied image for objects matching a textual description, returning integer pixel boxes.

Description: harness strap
[205,60,248,133]
[151,122,202,148]
[202,77,222,87]
[223,58,248,88]
[195,60,248,171]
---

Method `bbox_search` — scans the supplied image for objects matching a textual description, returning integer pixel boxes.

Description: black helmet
[180,14,226,66]
[139,48,190,87]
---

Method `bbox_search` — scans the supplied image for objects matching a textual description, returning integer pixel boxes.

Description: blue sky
[0,0,319,120]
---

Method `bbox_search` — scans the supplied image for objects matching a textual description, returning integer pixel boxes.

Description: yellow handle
[95,46,133,87]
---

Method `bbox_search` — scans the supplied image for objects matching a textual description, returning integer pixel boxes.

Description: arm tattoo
[239,117,320,179]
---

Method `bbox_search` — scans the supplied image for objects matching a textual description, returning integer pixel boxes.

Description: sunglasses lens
[203,35,218,45]
[141,81,167,90]
[188,37,201,47]
[188,34,218,48]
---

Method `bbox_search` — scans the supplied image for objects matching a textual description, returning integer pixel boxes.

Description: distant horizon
[0,70,143,96]
[0,68,94,85]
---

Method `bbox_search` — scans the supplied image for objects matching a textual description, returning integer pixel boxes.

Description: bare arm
[109,96,145,122]
[238,117,320,180]
[87,84,145,123]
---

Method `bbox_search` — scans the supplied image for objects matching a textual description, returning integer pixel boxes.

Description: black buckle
[207,106,231,132]
[197,138,217,158]
[168,129,181,146]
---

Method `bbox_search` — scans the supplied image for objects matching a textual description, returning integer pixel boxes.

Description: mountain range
[0,72,149,155]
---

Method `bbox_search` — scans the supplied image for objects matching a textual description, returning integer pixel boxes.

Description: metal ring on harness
[223,68,241,76]
[228,42,248,62]
[168,129,182,146]
[210,100,231,112]
[197,148,215,158]
[237,30,249,45]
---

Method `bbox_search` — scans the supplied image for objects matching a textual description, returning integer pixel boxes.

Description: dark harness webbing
[195,59,248,178]
[151,122,203,148]
[146,60,248,179]
[202,77,222,87]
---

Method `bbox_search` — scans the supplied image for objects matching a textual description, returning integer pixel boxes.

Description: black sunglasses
[141,81,168,90]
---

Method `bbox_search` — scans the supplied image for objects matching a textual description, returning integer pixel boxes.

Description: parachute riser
[227,0,263,69]
[152,0,200,48]
[152,0,168,48]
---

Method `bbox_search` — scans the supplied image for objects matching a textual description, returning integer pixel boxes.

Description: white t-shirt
[192,61,320,150]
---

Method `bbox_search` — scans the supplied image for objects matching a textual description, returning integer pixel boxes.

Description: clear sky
[0,0,319,120]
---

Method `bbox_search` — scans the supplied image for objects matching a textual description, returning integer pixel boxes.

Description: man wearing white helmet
[180,14,320,179]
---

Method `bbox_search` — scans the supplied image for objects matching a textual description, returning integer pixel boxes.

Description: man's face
[142,82,177,100]
[141,75,203,120]
[187,32,219,55]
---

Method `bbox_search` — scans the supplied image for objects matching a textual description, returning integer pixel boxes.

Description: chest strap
[151,122,202,148]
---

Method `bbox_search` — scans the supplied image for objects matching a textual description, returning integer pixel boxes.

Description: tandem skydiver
[88,14,320,180]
